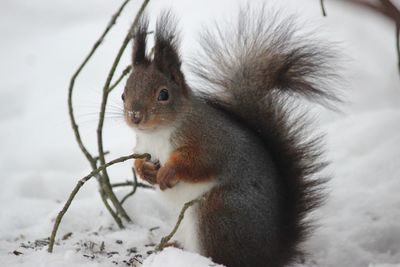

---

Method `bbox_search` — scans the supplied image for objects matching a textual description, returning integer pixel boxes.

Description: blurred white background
[0,0,399,266]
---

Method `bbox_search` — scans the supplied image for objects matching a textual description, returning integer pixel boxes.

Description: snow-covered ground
[0,0,399,266]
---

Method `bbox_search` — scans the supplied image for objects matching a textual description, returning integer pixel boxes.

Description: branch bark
[111,168,154,205]
[109,65,132,93]
[96,0,150,223]
[99,187,124,228]
[345,0,400,74]
[112,181,153,189]
[120,168,140,205]
[397,23,400,71]
[66,0,136,227]
[320,0,327,16]
[68,0,131,168]
[48,153,150,253]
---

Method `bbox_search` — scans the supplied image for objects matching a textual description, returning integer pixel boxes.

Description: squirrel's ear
[153,11,187,90]
[132,15,150,66]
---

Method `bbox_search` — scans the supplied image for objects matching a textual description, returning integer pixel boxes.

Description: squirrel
[122,7,338,267]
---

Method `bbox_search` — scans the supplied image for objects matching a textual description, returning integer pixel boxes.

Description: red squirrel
[122,8,338,267]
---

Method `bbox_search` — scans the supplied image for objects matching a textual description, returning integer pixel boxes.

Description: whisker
[77,118,126,130]
[76,115,124,121]
[75,102,124,111]
[149,110,194,116]
[76,111,124,116]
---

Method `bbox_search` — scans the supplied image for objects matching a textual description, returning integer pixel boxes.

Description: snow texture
[0,0,399,266]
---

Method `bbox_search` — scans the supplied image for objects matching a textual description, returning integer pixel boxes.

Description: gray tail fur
[191,6,339,266]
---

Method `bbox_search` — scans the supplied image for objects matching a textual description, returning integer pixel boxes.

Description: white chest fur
[133,127,174,165]
[161,181,216,254]
[133,127,217,254]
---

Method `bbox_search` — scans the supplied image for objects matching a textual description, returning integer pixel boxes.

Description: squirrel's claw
[157,164,179,190]
[134,159,160,184]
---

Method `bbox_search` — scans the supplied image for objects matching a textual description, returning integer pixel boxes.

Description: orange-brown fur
[135,146,215,190]
[158,148,214,189]
[134,159,159,184]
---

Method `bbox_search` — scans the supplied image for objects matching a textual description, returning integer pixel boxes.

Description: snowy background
[1,0,399,266]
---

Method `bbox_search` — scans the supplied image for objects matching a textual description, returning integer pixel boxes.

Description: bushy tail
[191,6,339,265]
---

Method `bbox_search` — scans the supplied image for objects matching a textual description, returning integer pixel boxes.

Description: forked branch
[68,0,131,168]
[96,0,150,223]
[66,0,140,227]
[48,153,150,253]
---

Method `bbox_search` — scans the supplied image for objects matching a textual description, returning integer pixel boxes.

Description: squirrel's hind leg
[198,184,282,267]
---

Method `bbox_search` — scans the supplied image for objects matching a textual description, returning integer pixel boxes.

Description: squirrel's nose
[131,111,143,124]
[132,112,143,124]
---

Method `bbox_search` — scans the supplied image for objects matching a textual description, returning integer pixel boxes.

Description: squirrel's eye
[121,93,125,101]
[158,89,169,101]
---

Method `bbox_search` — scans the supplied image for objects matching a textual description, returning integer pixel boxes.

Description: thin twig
[320,0,327,17]
[342,0,400,26]
[120,168,139,205]
[99,187,124,228]
[47,153,150,253]
[96,0,151,223]
[155,194,206,252]
[119,168,154,204]
[94,151,110,164]
[108,65,132,92]
[345,0,400,74]
[112,181,153,189]
[68,0,131,167]
[67,0,133,226]
[396,23,400,74]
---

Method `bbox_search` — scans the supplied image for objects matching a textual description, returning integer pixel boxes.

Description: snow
[0,0,399,266]
[142,247,223,267]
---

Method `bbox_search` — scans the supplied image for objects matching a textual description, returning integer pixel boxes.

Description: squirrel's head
[123,13,190,131]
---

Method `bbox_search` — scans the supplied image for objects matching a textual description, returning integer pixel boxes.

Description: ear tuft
[132,14,150,66]
[153,11,186,88]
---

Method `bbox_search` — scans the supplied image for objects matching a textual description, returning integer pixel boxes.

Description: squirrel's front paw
[157,164,179,190]
[134,159,160,184]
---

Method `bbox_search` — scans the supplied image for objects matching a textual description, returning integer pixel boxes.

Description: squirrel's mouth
[125,114,158,131]
[125,110,148,129]
[125,110,173,131]
[127,110,143,124]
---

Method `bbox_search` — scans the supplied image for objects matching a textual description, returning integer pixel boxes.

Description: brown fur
[158,147,215,188]
[134,159,159,184]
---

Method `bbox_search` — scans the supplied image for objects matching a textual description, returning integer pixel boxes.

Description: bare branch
[47,153,150,253]
[397,24,400,72]
[66,0,136,226]
[116,168,154,205]
[96,0,151,223]
[108,65,132,93]
[112,181,153,189]
[99,187,124,228]
[94,151,110,164]
[68,0,131,167]
[381,0,400,24]
[347,0,400,24]
[345,0,400,74]
[320,0,327,16]
[155,194,206,252]
[120,168,139,205]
